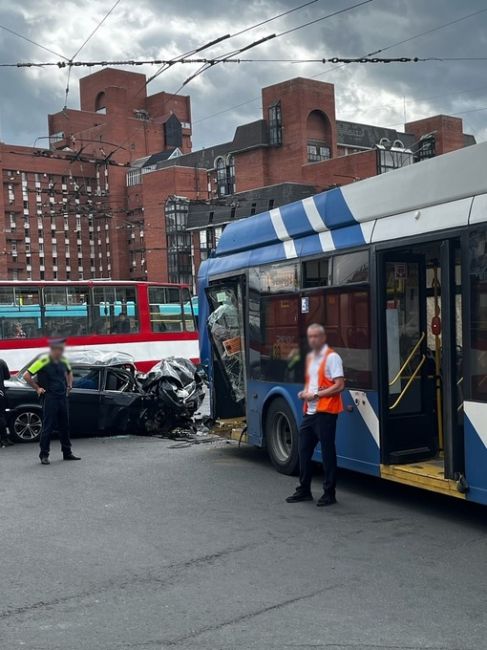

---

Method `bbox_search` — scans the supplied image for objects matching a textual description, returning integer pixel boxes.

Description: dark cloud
[0,0,486,149]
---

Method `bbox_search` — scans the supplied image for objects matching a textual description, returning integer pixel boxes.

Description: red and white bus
[0,281,198,373]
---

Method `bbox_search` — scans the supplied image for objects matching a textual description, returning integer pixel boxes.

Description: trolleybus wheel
[265,398,299,475]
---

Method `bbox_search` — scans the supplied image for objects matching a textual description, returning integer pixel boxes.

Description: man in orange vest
[286,324,345,507]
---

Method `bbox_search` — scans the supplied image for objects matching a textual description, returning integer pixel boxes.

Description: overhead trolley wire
[143,0,321,91]
[63,0,122,109]
[0,23,68,60]
[192,6,487,125]
[176,0,374,92]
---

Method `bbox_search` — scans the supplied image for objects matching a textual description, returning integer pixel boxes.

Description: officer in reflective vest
[23,338,80,465]
[286,324,345,507]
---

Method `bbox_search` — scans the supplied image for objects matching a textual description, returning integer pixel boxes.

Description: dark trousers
[298,412,338,497]
[0,394,8,442]
[40,395,71,458]
[0,410,8,443]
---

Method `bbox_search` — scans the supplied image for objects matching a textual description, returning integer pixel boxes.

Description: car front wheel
[265,398,299,475]
[11,409,42,443]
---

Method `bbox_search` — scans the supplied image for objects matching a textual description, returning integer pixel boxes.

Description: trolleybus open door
[205,277,247,419]
[379,254,437,464]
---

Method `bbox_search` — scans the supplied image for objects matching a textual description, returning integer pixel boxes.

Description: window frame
[268,101,283,146]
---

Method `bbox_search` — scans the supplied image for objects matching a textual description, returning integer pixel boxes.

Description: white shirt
[306,344,344,415]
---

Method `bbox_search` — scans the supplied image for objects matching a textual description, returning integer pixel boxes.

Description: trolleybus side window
[469,229,487,401]
[92,286,138,335]
[0,287,42,339]
[149,287,192,332]
[260,295,301,383]
[181,288,196,332]
[299,288,372,389]
[253,263,301,383]
[303,258,330,288]
[43,286,89,337]
[332,250,369,284]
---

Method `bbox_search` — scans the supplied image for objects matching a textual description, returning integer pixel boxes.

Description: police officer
[286,324,345,507]
[23,339,81,465]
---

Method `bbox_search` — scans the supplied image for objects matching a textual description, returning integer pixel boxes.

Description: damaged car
[5,351,205,443]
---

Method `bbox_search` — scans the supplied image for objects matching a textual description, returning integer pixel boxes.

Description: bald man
[286,324,345,507]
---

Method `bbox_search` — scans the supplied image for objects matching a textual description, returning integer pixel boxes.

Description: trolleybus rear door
[379,254,437,464]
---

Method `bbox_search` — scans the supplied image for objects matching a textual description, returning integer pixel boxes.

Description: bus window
[149,287,184,332]
[181,288,196,331]
[303,258,330,288]
[260,295,300,383]
[469,230,487,401]
[332,250,369,285]
[300,289,372,389]
[0,287,42,339]
[92,286,138,335]
[43,286,89,337]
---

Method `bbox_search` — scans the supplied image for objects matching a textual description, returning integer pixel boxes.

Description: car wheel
[11,409,42,443]
[265,398,299,475]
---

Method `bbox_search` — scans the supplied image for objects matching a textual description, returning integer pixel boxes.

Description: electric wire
[64,0,122,109]
[193,7,487,125]
[176,0,374,92]
[144,0,321,90]
[0,23,68,60]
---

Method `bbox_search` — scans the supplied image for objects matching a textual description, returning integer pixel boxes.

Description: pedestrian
[0,357,13,447]
[286,324,344,507]
[23,338,81,465]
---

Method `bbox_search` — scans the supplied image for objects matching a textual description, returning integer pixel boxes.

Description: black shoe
[40,457,50,465]
[1,438,14,447]
[286,488,313,503]
[316,494,337,507]
[63,453,81,461]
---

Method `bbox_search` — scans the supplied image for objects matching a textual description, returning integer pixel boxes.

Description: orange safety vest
[304,347,344,415]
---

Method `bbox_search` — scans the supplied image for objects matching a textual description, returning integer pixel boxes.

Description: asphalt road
[1,435,486,650]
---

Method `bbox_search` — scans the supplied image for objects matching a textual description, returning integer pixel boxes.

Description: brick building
[0,70,475,286]
[0,68,192,281]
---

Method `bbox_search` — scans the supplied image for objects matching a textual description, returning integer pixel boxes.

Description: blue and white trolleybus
[198,142,487,506]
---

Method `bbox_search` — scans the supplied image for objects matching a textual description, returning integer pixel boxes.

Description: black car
[5,350,145,443]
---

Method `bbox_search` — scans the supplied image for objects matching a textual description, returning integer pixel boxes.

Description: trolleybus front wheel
[265,398,299,475]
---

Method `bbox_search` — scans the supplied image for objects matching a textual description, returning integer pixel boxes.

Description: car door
[68,365,102,436]
[99,367,142,434]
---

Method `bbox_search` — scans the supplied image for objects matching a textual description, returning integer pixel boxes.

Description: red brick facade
[0,69,192,281]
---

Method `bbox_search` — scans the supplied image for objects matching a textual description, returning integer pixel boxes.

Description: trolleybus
[199,141,487,506]
[0,280,198,372]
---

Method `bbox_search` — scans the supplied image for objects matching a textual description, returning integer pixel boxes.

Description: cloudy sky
[0,0,486,149]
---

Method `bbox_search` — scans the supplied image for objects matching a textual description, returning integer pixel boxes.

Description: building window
[269,101,282,146]
[165,198,192,285]
[227,155,235,194]
[377,146,414,174]
[416,134,436,161]
[215,156,236,197]
[307,142,331,162]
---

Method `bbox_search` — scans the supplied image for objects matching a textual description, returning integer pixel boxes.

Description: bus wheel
[265,398,299,475]
[11,408,42,443]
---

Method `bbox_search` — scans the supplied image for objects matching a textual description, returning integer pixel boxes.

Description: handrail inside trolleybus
[388,332,426,387]
[389,354,426,411]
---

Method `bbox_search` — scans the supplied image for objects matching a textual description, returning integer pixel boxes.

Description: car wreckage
[6,350,206,443]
